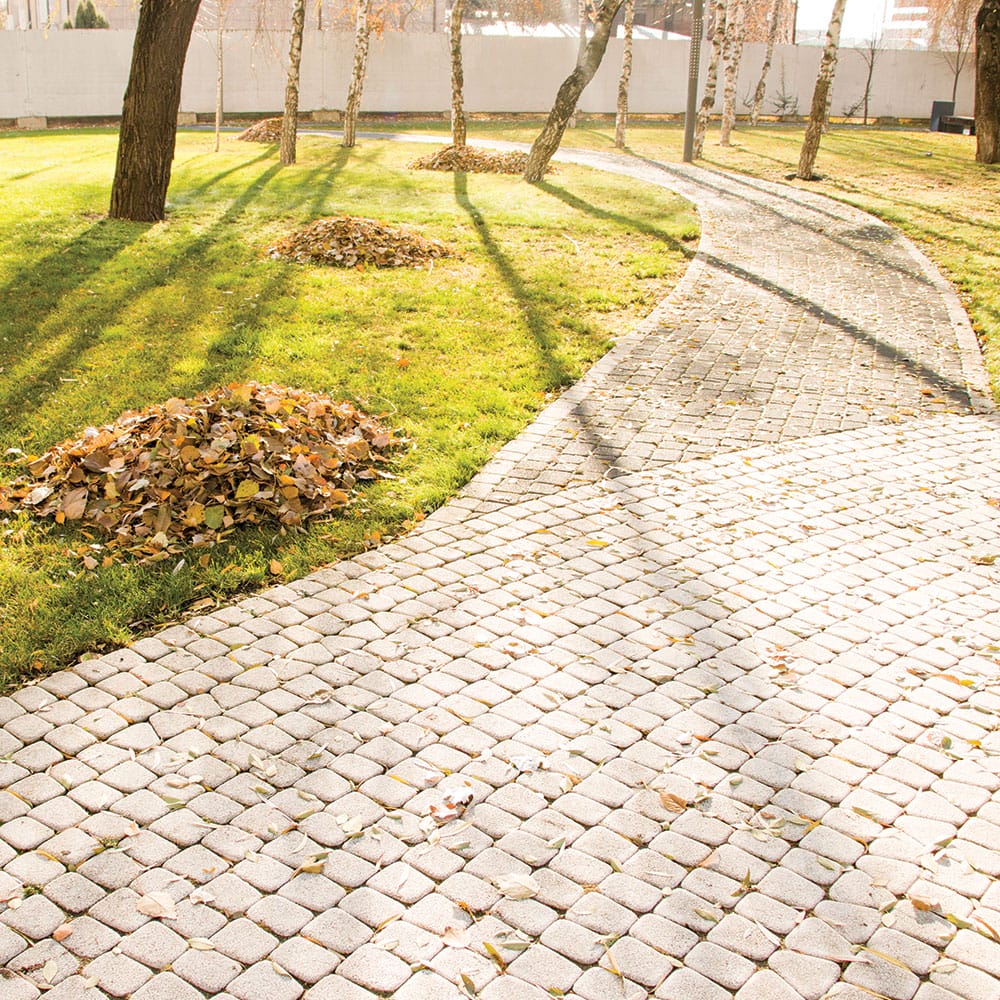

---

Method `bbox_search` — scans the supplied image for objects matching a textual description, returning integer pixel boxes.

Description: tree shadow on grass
[452,170,574,390]
[0,162,289,443]
[535,179,697,260]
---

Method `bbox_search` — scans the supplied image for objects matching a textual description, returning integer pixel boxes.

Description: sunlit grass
[0,128,697,687]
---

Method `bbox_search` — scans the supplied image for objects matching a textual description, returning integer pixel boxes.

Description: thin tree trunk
[796,0,847,180]
[578,0,589,63]
[280,0,306,165]
[694,0,727,159]
[978,0,1000,163]
[862,49,875,124]
[720,0,746,146]
[614,0,634,148]
[109,0,202,221]
[342,0,373,148]
[450,0,466,147]
[215,15,223,152]
[750,0,780,126]
[523,0,625,182]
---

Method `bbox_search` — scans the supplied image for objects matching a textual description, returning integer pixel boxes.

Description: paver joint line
[1,135,998,1000]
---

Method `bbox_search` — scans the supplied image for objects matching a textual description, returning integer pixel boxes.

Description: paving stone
[80,952,154,997]
[336,943,411,993]
[735,969,808,1000]
[769,949,841,1000]
[60,915,122,959]
[172,948,243,993]
[507,943,582,994]
[0,893,65,939]
[655,967,736,1000]
[228,961,305,1000]
[210,917,279,964]
[130,972,205,1000]
[117,921,188,969]
[271,936,341,983]
[304,976,379,1000]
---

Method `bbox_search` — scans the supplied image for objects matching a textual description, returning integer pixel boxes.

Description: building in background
[881,1,929,48]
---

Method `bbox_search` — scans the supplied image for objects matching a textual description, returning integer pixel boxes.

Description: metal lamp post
[682,0,705,162]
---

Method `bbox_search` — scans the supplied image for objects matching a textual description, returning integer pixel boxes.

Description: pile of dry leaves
[267,216,449,269]
[237,117,283,143]
[409,144,553,176]
[0,383,399,563]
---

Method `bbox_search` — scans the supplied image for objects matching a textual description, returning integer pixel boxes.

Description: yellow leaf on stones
[496,873,540,900]
[586,539,610,547]
[53,923,73,942]
[658,791,687,813]
[443,924,471,948]
[136,890,178,920]
[483,942,507,972]
[188,938,215,950]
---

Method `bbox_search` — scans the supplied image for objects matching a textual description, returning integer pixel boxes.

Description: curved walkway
[1,143,999,1000]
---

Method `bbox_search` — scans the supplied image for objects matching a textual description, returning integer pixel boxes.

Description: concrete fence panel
[0,29,977,124]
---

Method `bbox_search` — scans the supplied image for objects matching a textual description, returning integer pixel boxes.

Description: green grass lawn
[401,118,999,403]
[0,128,697,688]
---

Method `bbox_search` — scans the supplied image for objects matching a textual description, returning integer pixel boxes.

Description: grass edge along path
[0,129,697,688]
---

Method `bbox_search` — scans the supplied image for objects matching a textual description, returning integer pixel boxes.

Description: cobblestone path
[1,143,999,1000]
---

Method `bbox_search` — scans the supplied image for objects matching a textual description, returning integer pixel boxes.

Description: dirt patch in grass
[0,382,398,566]
[266,215,450,268]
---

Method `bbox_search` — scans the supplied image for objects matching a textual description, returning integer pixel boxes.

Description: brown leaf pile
[267,216,449,269]
[237,117,283,143]
[0,383,399,564]
[409,144,554,176]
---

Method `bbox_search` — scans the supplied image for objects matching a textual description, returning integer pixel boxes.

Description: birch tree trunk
[523,0,625,182]
[214,15,223,152]
[719,0,746,146]
[978,0,1000,163]
[280,0,306,165]
[614,0,634,148]
[796,0,847,179]
[342,0,373,149]
[693,0,727,159]
[109,0,202,221]
[749,0,780,126]
[450,0,466,147]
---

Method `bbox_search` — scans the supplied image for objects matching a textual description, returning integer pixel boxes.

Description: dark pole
[683,0,705,162]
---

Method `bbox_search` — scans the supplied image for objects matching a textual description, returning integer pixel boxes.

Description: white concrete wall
[0,30,977,122]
